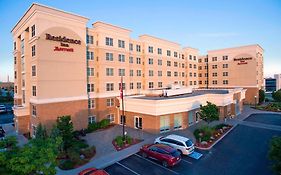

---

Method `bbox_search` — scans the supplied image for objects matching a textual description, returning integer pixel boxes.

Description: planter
[112,138,142,151]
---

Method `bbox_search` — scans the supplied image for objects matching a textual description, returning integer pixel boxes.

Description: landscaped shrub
[126,136,133,145]
[272,90,281,102]
[99,119,110,128]
[259,89,265,104]
[193,129,201,141]
[80,146,96,159]
[193,125,215,142]
[72,139,88,151]
[87,122,100,133]
[115,136,124,147]
[67,149,81,163]
[59,160,75,170]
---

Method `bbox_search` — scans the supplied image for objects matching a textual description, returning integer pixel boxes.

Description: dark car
[140,143,181,167]
[0,105,7,113]
[78,168,109,175]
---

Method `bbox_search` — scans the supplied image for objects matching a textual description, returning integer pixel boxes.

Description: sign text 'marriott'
[45,33,81,45]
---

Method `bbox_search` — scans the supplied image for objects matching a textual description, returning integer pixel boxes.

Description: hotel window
[87,35,94,44]
[31,25,36,37]
[223,64,228,68]
[212,57,217,61]
[130,82,134,89]
[106,68,114,76]
[106,83,114,91]
[136,57,141,64]
[158,82,163,88]
[205,73,208,77]
[189,64,192,68]
[199,81,202,85]
[212,65,218,69]
[212,72,218,77]
[182,64,185,68]
[189,72,192,77]
[174,72,178,77]
[107,114,115,123]
[205,80,208,85]
[106,53,113,61]
[88,116,96,124]
[223,72,228,76]
[137,82,141,89]
[15,86,17,94]
[174,62,178,67]
[118,54,125,62]
[87,84,94,92]
[87,51,94,60]
[189,55,192,60]
[129,43,133,51]
[87,68,94,76]
[158,48,162,55]
[149,70,154,76]
[31,45,36,57]
[198,66,202,70]
[148,46,153,53]
[137,70,142,76]
[167,50,171,56]
[223,55,228,60]
[174,52,178,58]
[118,40,125,48]
[14,42,16,50]
[129,56,133,63]
[167,61,171,66]
[158,71,162,77]
[105,37,113,46]
[199,73,202,77]
[148,82,154,89]
[136,45,141,52]
[119,83,126,90]
[32,86,36,96]
[22,79,25,87]
[32,65,36,76]
[118,69,125,76]
[130,70,134,76]
[32,105,36,117]
[148,58,153,65]
[204,65,208,69]
[88,99,95,109]
[204,58,208,62]
[182,54,185,59]
[212,80,218,85]
[182,81,185,86]
[194,73,197,77]
[194,81,197,85]
[223,80,229,85]
[106,99,114,107]
[14,71,17,79]
[182,72,185,77]
[198,59,202,63]
[193,56,196,61]
[193,64,197,69]
[22,90,25,104]
[158,59,162,65]
[190,81,193,85]
[167,71,171,77]
[21,39,24,55]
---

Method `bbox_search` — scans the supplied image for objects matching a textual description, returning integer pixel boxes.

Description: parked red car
[140,143,181,167]
[78,168,109,175]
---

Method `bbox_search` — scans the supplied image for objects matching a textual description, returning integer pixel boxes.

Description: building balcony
[13,105,29,117]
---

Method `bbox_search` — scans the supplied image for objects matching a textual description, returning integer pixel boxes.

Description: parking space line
[116,162,141,175]
[181,159,192,164]
[133,154,180,175]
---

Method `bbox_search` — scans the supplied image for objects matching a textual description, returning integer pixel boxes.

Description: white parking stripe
[134,154,179,175]
[181,159,192,164]
[116,162,141,175]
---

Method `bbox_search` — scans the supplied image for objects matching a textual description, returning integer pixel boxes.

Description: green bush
[193,129,201,141]
[193,125,215,142]
[67,149,80,163]
[80,146,96,159]
[259,89,265,104]
[272,90,281,102]
[87,122,100,133]
[99,119,110,128]
[115,136,123,147]
[59,160,75,170]
[71,140,88,151]
[213,124,228,130]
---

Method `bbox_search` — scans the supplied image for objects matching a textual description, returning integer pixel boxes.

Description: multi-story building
[12,3,262,135]
[274,74,281,91]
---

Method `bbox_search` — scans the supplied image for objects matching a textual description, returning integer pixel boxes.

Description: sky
[0,0,281,82]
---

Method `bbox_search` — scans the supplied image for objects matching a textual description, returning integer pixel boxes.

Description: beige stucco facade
[12,3,263,135]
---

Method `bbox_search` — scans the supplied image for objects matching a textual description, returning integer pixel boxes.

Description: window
[106,53,113,61]
[15,86,17,94]
[136,57,141,64]
[174,62,178,67]
[14,57,16,64]
[32,86,36,96]
[205,73,208,77]
[212,80,218,85]
[199,73,202,77]
[129,69,133,77]
[193,64,197,69]
[88,116,96,124]
[129,56,133,63]
[149,82,154,89]
[190,81,193,85]
[32,105,36,117]
[212,65,218,69]
[88,99,95,109]
[106,83,114,91]
[189,72,192,77]
[32,65,36,76]
[223,55,228,60]
[134,117,142,129]
[223,72,228,76]
[223,80,229,85]
[182,64,185,68]
[137,70,142,76]
[160,115,170,132]
[136,45,141,52]
[22,90,25,104]
[106,98,114,107]
[107,114,115,123]
[174,72,178,77]
[212,57,217,61]
[87,51,94,60]
[204,58,208,62]
[87,35,94,44]
[129,43,133,51]
[194,73,197,77]
[87,84,94,92]
[205,80,208,85]
[205,65,208,69]
[199,66,202,70]
[148,58,153,65]
[158,82,163,88]
[198,59,202,63]
[118,40,125,48]
[13,42,16,50]
[119,83,126,90]
[130,82,134,89]
[167,71,171,77]
[157,48,162,55]
[118,69,125,76]
[167,61,171,66]
[193,56,197,61]
[31,45,35,57]
[106,68,114,76]
[31,25,36,37]
[118,54,125,62]
[87,67,94,76]
[212,72,218,77]
[174,52,178,58]
[149,70,154,76]
[223,64,228,68]
[189,55,192,60]
[199,81,202,85]
[148,46,153,53]
[137,82,142,89]
[158,59,162,65]
[105,37,113,46]
[158,71,162,77]
[167,50,171,56]
[189,64,192,68]
[120,115,126,125]
[182,72,185,77]
[21,39,24,55]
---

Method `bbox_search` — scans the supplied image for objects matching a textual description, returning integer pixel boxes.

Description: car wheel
[162,161,168,167]
[155,142,159,144]
[141,152,148,158]
[177,149,183,155]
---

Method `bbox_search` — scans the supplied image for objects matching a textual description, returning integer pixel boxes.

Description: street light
[254,96,257,108]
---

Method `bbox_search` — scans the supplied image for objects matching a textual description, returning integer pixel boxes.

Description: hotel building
[12,3,263,135]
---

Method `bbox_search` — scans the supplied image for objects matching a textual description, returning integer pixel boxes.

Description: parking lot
[103,113,281,175]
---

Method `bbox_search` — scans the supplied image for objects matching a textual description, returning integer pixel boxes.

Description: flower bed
[112,135,142,151]
[253,102,281,112]
[194,124,232,149]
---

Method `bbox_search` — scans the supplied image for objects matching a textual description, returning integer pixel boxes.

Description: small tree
[268,136,281,174]
[56,115,74,151]
[199,101,219,124]
[35,123,48,140]
[259,89,265,104]
[272,90,281,102]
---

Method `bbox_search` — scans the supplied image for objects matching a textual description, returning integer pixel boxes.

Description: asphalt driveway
[244,113,281,126]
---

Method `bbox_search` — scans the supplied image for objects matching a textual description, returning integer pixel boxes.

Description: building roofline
[92,21,132,32]
[139,34,181,46]
[207,44,264,53]
[11,3,89,33]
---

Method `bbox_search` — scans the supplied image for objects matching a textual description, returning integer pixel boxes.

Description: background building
[265,78,276,92]
[274,74,281,91]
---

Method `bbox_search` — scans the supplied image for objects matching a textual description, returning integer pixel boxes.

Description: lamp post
[254,96,257,108]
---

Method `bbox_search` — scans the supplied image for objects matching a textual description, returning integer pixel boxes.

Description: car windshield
[170,150,181,157]
[185,140,193,147]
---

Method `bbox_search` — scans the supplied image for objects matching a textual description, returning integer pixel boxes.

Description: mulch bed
[195,125,233,149]
[112,138,142,151]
